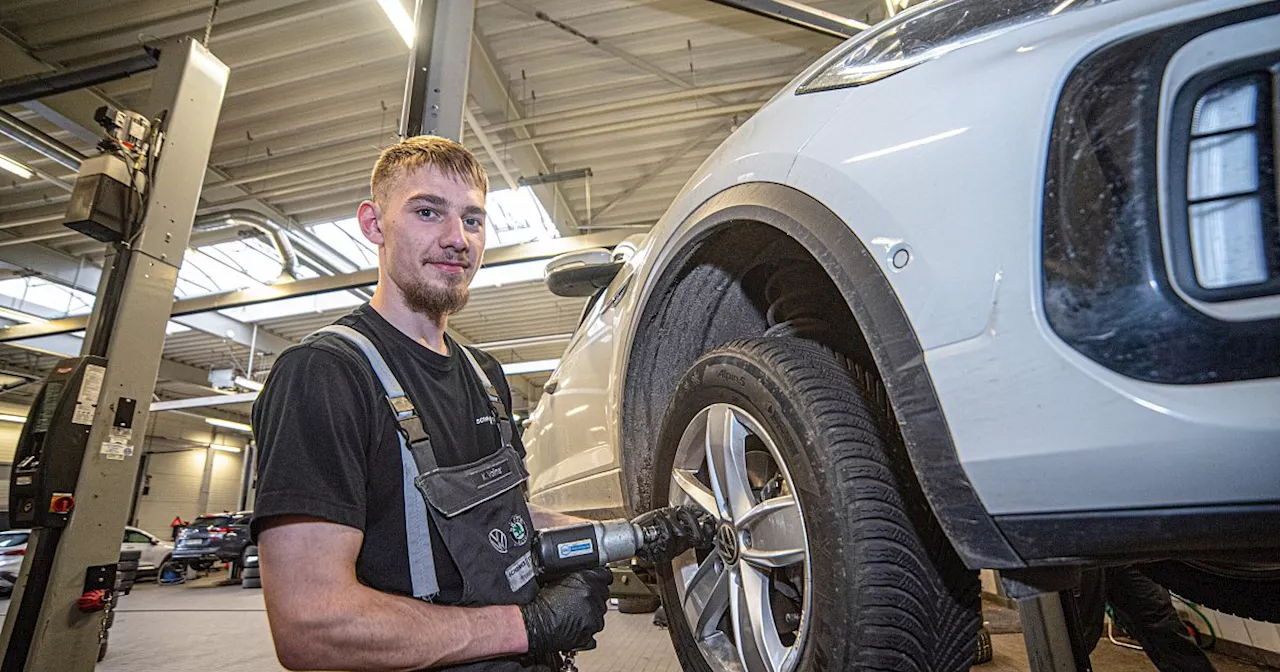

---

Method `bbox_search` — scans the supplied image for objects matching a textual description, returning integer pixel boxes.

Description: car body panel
[525,0,1280,561]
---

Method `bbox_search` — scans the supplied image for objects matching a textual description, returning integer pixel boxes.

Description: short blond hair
[370,135,489,204]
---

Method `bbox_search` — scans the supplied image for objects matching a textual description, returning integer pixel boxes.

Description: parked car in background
[0,526,172,596]
[524,1,1280,671]
[171,511,252,569]
[121,526,174,575]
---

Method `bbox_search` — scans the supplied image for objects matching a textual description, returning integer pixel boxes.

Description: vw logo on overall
[488,528,510,554]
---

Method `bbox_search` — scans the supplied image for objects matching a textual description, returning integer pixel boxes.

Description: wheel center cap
[716,522,740,564]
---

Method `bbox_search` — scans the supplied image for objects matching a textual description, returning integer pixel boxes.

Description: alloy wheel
[667,403,811,672]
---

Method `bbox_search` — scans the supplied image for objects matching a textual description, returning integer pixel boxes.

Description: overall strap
[303,325,439,600]
[458,346,515,450]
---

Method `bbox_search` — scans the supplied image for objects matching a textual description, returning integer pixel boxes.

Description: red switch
[49,494,75,514]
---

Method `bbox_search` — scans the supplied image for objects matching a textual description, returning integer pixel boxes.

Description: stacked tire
[241,545,261,589]
[101,550,142,661]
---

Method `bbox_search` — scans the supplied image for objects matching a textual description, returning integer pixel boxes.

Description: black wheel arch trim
[622,181,1024,569]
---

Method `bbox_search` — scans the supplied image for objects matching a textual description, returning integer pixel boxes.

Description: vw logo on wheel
[716,522,739,564]
[488,528,510,554]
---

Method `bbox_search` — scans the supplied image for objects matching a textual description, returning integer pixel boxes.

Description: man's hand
[520,567,612,655]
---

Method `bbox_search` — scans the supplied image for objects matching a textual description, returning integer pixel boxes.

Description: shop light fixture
[502,359,560,376]
[375,0,414,48]
[210,444,242,453]
[205,417,252,433]
[0,153,33,180]
[234,376,263,391]
[0,414,27,423]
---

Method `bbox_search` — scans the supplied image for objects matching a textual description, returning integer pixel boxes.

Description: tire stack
[241,545,261,589]
[101,550,141,661]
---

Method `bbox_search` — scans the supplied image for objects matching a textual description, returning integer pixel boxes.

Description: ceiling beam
[468,30,579,236]
[702,0,869,38]
[0,231,633,342]
[0,243,295,354]
[593,121,727,221]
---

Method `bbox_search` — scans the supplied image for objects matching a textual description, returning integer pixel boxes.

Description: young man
[251,136,611,671]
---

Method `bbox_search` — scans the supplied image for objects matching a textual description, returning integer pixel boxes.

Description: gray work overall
[305,326,546,671]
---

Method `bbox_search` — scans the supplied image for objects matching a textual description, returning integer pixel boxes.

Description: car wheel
[242,577,262,589]
[652,338,980,672]
[1140,560,1280,623]
[242,567,261,580]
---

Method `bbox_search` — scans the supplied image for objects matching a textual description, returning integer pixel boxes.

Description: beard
[399,271,470,320]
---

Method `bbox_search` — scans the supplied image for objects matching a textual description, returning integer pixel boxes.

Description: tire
[652,338,980,672]
[242,577,262,589]
[242,545,259,569]
[242,567,260,580]
[617,595,662,614]
[1140,560,1280,623]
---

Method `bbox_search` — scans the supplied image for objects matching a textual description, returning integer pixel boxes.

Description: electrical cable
[1171,595,1217,649]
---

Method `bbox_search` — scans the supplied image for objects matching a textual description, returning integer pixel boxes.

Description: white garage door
[134,449,244,536]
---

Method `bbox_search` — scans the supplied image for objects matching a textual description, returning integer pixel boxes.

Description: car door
[526,269,635,514]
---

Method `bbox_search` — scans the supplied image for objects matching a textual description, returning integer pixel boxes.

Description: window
[0,532,29,548]
[124,530,152,544]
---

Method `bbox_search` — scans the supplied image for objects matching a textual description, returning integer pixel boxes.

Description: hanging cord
[203,0,221,47]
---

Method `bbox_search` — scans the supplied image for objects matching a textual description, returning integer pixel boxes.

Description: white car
[0,526,174,594]
[524,1,1280,670]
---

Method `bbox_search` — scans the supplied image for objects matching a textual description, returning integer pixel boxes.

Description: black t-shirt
[250,304,524,602]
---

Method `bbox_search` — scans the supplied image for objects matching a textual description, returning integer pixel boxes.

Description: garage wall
[132,412,250,535]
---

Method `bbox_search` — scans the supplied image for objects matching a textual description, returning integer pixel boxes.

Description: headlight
[798,0,1108,94]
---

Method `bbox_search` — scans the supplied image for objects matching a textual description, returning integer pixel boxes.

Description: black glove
[520,567,612,655]
[633,505,717,564]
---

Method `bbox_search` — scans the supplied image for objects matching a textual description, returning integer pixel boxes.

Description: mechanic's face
[360,165,486,319]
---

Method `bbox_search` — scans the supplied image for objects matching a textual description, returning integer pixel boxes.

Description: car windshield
[191,516,233,528]
[0,533,29,547]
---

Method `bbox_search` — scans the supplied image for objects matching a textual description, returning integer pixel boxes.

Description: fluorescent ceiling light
[0,154,33,180]
[502,359,559,376]
[0,306,48,324]
[234,376,263,391]
[0,414,27,423]
[205,417,252,433]
[210,444,242,453]
[375,0,414,48]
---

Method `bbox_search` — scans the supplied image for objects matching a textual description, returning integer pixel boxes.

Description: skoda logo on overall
[488,528,509,554]
[509,514,528,546]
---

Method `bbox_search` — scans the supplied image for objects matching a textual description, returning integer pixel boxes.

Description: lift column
[0,38,228,672]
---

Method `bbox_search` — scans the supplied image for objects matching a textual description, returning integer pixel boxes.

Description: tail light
[2,549,24,556]
[209,527,234,538]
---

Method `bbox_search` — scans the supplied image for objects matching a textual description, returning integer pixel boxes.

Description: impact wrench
[528,505,717,671]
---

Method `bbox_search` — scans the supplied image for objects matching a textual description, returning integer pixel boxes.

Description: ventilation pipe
[193,209,298,283]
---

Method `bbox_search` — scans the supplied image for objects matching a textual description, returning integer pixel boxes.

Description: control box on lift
[9,356,108,528]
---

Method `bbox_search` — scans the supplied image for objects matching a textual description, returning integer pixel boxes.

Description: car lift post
[1003,570,1095,672]
[0,38,227,672]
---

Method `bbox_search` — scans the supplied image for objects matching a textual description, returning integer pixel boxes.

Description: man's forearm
[266,579,527,671]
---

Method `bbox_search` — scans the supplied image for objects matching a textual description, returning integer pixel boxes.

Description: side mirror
[150,539,159,545]
[544,248,623,297]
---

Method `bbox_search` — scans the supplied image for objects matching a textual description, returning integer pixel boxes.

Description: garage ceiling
[0,0,887,417]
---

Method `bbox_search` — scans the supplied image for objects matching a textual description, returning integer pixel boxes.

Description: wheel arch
[620,182,1023,569]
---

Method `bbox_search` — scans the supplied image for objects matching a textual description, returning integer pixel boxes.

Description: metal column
[400,0,476,141]
[0,38,228,672]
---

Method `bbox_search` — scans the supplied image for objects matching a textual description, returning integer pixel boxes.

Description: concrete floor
[1,574,1275,671]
